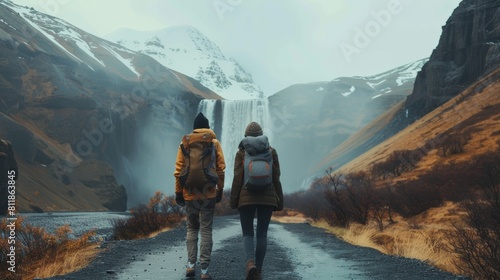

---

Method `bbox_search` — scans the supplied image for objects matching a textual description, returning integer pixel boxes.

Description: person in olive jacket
[230,121,284,280]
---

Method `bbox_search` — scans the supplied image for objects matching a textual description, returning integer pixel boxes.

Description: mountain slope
[0,1,219,211]
[106,26,263,100]
[268,58,427,190]
[406,0,500,118]
[337,68,500,175]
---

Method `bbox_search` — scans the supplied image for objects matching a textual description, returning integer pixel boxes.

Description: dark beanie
[245,121,263,137]
[193,112,209,129]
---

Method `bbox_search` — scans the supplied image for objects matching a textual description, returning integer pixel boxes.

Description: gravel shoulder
[46,215,468,280]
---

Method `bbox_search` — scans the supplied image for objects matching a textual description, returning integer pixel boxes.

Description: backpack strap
[180,135,190,156]
[181,133,214,148]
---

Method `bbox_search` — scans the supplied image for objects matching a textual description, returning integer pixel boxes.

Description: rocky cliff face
[406,0,500,118]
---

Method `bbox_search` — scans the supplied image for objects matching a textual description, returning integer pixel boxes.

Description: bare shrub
[391,181,443,218]
[437,132,470,157]
[323,171,350,227]
[416,161,476,202]
[323,171,375,226]
[371,149,420,179]
[450,149,500,279]
[111,191,184,240]
[324,187,350,227]
[371,187,396,231]
[0,217,95,279]
[284,188,330,221]
[344,172,375,225]
[283,174,333,221]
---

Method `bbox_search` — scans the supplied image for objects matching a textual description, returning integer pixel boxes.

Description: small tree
[344,172,374,225]
[323,170,351,227]
[437,132,470,157]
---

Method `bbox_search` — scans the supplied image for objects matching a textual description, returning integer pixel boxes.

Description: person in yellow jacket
[174,112,225,280]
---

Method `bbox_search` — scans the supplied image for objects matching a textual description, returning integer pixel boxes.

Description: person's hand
[215,190,223,203]
[175,192,185,207]
[275,198,283,211]
[230,200,238,209]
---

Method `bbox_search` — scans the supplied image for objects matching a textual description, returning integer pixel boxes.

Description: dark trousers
[239,205,274,268]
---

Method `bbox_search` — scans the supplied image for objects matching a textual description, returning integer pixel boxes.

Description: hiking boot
[185,266,195,278]
[255,267,262,280]
[245,260,257,280]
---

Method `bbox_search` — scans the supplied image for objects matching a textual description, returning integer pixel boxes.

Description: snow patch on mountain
[367,79,386,89]
[341,86,356,97]
[101,43,140,77]
[106,26,263,100]
[5,1,143,77]
[363,58,428,85]
[0,18,16,30]
[13,5,84,63]
[59,27,105,67]
[355,58,428,98]
[395,60,425,86]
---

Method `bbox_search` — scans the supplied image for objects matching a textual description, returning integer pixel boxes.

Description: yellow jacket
[174,128,225,201]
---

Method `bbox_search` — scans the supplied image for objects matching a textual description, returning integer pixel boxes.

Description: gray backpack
[242,136,273,192]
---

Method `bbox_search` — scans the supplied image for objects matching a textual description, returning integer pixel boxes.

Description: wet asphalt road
[46,215,468,280]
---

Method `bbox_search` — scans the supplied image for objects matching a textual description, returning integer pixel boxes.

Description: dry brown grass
[271,209,311,224]
[310,219,348,237]
[144,225,178,239]
[0,217,100,280]
[26,242,100,280]
[310,202,465,275]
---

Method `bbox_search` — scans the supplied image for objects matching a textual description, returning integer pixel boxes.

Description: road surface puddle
[269,223,366,279]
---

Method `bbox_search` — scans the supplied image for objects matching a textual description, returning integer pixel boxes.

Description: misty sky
[14,0,461,95]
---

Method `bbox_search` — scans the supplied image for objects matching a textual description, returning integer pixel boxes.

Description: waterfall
[197,99,217,129]
[199,99,272,188]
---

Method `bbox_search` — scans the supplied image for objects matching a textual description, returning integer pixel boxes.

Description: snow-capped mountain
[323,58,429,100]
[106,26,263,100]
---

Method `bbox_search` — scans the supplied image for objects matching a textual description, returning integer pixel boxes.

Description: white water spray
[197,99,217,129]
[198,99,272,188]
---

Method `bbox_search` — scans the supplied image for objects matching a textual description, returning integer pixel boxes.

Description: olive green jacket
[230,141,284,211]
